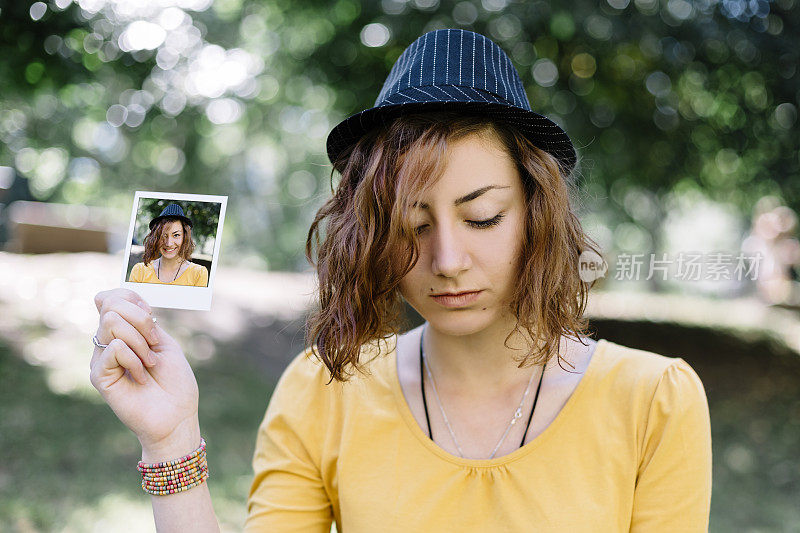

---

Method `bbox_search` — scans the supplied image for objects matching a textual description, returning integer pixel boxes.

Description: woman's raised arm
[90,288,220,532]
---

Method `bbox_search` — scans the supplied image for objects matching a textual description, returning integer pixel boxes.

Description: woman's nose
[429,224,471,278]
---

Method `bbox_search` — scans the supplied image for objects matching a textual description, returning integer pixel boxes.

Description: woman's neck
[422,317,554,398]
[158,255,184,271]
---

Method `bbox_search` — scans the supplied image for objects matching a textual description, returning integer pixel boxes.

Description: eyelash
[414,213,505,235]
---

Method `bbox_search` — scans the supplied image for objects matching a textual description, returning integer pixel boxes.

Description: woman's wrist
[139,418,202,463]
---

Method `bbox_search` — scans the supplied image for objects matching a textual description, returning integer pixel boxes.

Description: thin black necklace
[157,257,185,283]
[419,323,545,450]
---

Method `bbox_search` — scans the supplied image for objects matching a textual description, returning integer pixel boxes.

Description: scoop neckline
[388,334,609,468]
[148,260,193,284]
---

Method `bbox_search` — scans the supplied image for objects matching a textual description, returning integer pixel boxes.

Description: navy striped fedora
[326,28,577,177]
[149,203,193,230]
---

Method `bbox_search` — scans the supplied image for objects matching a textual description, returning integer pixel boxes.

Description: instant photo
[121,191,227,311]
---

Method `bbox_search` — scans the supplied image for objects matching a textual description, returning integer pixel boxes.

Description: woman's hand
[90,288,200,455]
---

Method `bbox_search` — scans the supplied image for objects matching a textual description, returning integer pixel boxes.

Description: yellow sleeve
[244,349,334,532]
[129,263,143,283]
[196,265,209,287]
[630,359,712,532]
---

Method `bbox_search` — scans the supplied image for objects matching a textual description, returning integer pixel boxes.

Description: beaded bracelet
[138,437,210,496]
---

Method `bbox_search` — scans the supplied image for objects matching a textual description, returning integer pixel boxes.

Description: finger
[112,317,156,366]
[91,339,149,387]
[149,317,175,349]
[95,288,151,316]
[107,339,149,386]
[99,296,160,347]
[94,290,110,313]
[93,312,155,371]
[137,300,153,314]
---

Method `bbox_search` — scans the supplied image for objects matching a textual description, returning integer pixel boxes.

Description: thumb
[150,318,178,350]
[135,302,171,348]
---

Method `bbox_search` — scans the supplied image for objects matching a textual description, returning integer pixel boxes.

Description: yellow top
[245,337,712,532]
[128,261,209,287]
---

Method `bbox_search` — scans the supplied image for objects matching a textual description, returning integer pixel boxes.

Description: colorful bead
[141,471,210,495]
[138,437,209,496]
[138,438,206,471]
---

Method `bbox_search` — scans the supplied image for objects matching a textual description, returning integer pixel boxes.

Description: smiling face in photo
[398,130,527,336]
[160,220,185,259]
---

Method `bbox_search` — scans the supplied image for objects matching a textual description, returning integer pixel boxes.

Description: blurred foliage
[134,197,220,252]
[0,0,798,271]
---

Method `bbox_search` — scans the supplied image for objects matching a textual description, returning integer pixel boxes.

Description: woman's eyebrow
[414,185,511,209]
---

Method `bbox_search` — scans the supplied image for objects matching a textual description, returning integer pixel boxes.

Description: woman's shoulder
[187,262,209,275]
[135,260,157,270]
[590,340,708,435]
[282,337,394,384]
[593,339,704,397]
[279,347,335,391]
[273,338,396,406]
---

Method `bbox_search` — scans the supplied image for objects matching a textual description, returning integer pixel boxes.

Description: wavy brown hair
[306,110,602,383]
[142,217,196,266]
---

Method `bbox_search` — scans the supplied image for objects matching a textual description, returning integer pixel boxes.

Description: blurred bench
[3,200,125,254]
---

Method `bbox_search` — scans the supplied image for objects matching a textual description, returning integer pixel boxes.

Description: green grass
[0,337,279,532]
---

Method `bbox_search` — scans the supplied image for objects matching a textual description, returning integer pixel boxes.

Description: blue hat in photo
[149,203,193,231]
[326,28,578,178]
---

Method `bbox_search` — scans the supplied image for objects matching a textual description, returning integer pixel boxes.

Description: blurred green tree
[0,0,797,275]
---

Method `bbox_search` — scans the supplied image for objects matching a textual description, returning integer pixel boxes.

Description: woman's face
[398,130,526,335]
[160,220,184,259]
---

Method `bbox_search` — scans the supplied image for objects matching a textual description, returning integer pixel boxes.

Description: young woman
[90,29,711,532]
[128,203,210,287]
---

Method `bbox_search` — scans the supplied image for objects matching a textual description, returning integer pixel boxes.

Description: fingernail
[148,351,157,366]
[151,328,159,344]
[138,300,151,314]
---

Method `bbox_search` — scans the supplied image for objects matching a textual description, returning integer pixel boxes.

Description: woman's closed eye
[414,213,506,235]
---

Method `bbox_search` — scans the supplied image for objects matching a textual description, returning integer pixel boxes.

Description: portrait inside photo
[120,191,227,311]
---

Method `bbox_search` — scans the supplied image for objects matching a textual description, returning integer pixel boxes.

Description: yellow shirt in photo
[245,336,712,532]
[128,261,209,287]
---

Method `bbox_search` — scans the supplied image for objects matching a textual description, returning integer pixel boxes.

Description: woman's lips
[431,290,482,308]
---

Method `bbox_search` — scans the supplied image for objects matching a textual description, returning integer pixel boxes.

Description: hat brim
[149,215,193,231]
[326,86,577,178]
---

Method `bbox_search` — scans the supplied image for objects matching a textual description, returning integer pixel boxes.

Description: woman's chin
[423,310,496,335]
